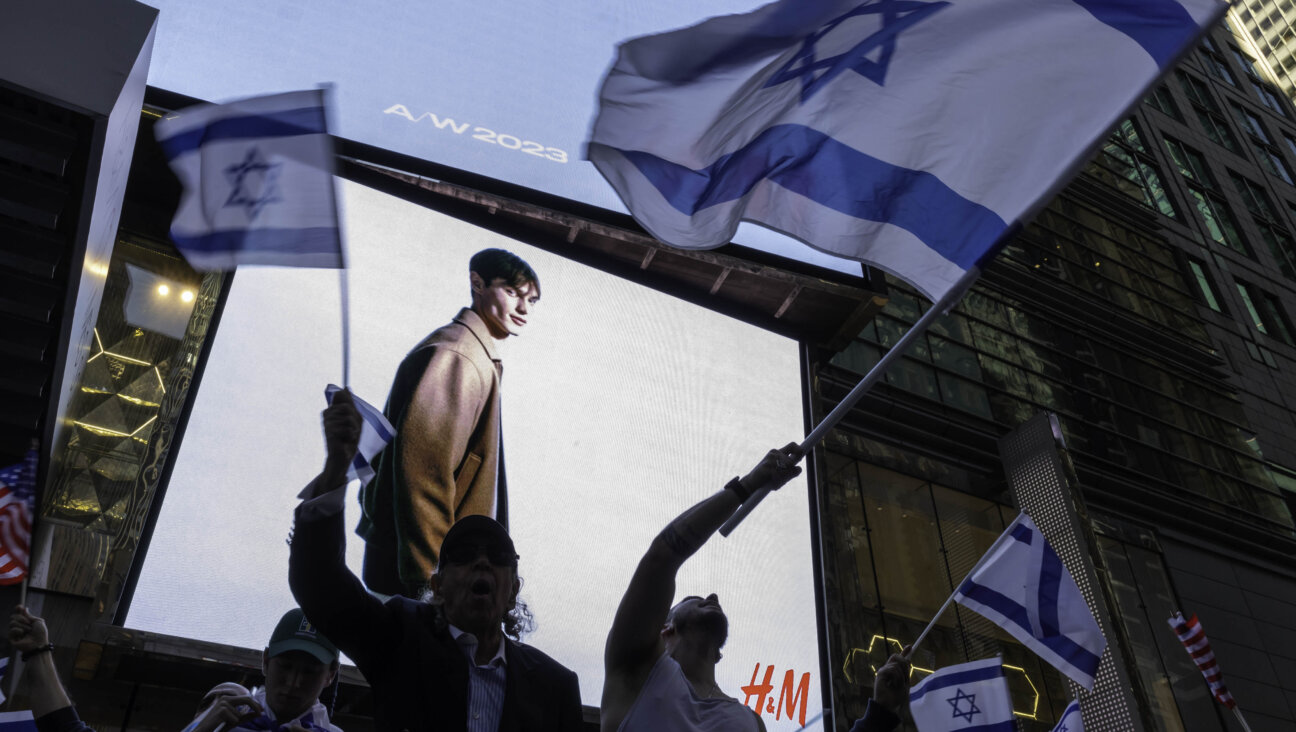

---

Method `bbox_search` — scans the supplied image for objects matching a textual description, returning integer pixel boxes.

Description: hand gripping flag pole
[721,265,981,537]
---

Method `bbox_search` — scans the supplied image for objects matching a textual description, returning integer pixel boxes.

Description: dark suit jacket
[290,508,582,732]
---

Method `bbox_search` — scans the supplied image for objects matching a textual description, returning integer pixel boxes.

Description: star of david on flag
[1050,699,1084,732]
[909,657,1015,732]
[154,89,343,271]
[589,0,1227,302]
[324,385,394,487]
[954,513,1106,688]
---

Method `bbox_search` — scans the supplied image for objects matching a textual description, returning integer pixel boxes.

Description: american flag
[0,448,37,586]
[1168,612,1236,709]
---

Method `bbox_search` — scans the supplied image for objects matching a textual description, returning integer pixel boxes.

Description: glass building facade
[814,19,1296,731]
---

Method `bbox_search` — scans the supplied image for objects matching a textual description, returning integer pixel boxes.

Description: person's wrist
[724,476,754,502]
[21,642,54,661]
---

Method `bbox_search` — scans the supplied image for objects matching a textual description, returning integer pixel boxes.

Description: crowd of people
[10,250,914,731]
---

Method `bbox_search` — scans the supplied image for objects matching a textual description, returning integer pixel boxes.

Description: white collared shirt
[449,624,508,732]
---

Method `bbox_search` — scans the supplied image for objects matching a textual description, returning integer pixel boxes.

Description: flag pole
[720,265,982,537]
[1231,708,1254,732]
[904,513,1023,656]
[340,267,351,388]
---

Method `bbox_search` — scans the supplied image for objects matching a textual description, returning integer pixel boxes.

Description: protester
[600,444,803,731]
[600,445,909,731]
[184,608,342,732]
[289,390,582,731]
[8,605,95,732]
[357,248,541,597]
[852,652,910,732]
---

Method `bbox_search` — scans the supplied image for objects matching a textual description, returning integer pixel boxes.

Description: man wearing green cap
[185,608,343,732]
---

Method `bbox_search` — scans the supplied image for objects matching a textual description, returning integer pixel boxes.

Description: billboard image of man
[357,248,540,597]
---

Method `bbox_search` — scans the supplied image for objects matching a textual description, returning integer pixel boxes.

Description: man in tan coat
[358,248,541,597]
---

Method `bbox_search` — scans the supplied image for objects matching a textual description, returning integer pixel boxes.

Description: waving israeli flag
[910,657,1015,732]
[589,0,1226,300]
[154,89,342,271]
[1051,699,1084,732]
[325,385,394,487]
[954,513,1107,688]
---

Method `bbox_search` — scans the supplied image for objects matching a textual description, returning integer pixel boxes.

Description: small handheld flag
[952,513,1106,688]
[1050,699,1083,732]
[325,385,395,487]
[0,448,37,586]
[1168,612,1234,709]
[909,657,1015,732]
[153,89,343,271]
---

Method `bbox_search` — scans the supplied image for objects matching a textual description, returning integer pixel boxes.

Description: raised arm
[603,444,804,678]
[9,605,72,719]
[289,390,399,667]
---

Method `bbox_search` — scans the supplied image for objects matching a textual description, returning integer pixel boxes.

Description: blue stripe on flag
[1038,542,1063,637]
[620,123,1007,269]
[953,723,1018,732]
[1070,0,1198,68]
[910,663,1003,698]
[158,106,328,161]
[171,227,341,256]
[1010,523,1033,544]
[958,578,1103,676]
[362,410,396,443]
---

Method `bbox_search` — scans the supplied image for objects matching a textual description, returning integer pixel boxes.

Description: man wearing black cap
[185,608,342,732]
[288,390,582,732]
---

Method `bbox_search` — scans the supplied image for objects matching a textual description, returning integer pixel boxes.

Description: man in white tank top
[599,445,804,732]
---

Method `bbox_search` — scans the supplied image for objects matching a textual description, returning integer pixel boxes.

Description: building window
[1251,78,1290,117]
[1186,256,1225,312]
[1259,225,1296,279]
[1229,103,1295,184]
[1231,45,1262,78]
[1164,137,1216,185]
[1236,280,1296,344]
[1230,170,1279,220]
[1087,120,1177,217]
[1144,84,1181,120]
[1166,138,1249,254]
[1199,46,1238,86]
[1178,72,1242,152]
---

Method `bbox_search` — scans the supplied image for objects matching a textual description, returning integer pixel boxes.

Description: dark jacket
[290,507,582,732]
[849,701,901,732]
[36,707,95,732]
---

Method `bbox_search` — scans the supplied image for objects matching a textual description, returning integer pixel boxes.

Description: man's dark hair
[469,248,540,296]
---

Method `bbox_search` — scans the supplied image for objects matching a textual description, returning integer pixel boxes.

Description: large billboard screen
[126,180,825,730]
[138,0,859,275]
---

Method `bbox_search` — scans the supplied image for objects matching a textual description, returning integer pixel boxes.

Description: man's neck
[670,644,723,698]
[453,622,505,666]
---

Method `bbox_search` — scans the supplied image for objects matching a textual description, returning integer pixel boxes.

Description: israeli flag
[589,0,1225,301]
[1050,699,1084,732]
[154,89,343,271]
[954,513,1106,688]
[909,657,1015,732]
[325,385,395,487]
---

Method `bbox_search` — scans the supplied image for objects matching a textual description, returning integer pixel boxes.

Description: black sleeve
[848,700,901,732]
[288,505,400,669]
[557,667,584,732]
[36,706,96,732]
